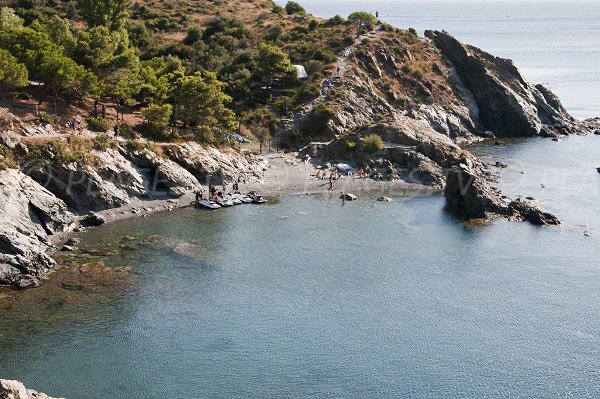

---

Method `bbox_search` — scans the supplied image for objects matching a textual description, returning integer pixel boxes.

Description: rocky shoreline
[2,29,599,290]
[0,379,64,399]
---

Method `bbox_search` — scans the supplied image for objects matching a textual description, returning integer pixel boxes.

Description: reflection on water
[0,136,599,398]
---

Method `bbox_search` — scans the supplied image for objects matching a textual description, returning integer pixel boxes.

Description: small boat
[198,199,221,210]
[225,194,242,205]
[248,191,267,204]
[216,196,234,207]
[232,192,253,203]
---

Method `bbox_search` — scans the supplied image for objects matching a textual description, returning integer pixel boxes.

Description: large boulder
[23,159,132,211]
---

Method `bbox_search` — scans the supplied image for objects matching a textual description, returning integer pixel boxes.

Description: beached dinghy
[248,191,267,204]
[198,199,221,209]
[232,192,253,203]
[225,194,242,205]
[216,196,234,207]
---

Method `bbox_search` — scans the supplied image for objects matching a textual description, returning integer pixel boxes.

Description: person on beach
[328,179,333,191]
[315,171,321,179]
[233,182,239,191]
[195,189,203,203]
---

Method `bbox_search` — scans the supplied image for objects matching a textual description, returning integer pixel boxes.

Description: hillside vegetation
[0,0,365,144]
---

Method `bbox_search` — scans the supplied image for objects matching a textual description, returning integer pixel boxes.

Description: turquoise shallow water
[1,136,599,398]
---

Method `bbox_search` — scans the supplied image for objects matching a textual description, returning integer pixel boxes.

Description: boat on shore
[248,191,267,204]
[198,199,221,209]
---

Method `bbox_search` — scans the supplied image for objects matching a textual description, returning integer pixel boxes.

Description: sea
[0,2,599,398]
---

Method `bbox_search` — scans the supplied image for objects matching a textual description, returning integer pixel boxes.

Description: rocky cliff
[0,169,75,288]
[424,30,578,137]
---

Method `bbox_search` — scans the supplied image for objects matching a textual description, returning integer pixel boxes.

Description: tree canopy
[0,49,28,88]
[348,11,377,35]
[76,0,131,30]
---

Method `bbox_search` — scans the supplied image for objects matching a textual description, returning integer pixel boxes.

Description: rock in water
[340,193,358,201]
[508,198,560,225]
[377,197,392,202]
[0,379,65,399]
[594,130,600,135]
[444,163,560,225]
[81,212,106,227]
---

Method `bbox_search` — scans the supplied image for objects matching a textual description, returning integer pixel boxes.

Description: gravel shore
[50,152,435,244]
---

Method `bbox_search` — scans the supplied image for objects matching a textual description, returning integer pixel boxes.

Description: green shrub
[272,5,285,15]
[38,112,56,126]
[92,133,114,151]
[115,121,134,138]
[87,117,111,132]
[285,1,305,15]
[273,96,293,115]
[301,103,334,137]
[0,144,16,170]
[308,20,319,31]
[324,15,345,27]
[363,134,384,154]
[0,116,9,130]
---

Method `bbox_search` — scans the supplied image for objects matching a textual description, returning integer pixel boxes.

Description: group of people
[314,170,340,192]
[197,182,240,202]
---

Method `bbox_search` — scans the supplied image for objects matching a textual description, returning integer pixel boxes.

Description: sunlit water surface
[0,136,599,398]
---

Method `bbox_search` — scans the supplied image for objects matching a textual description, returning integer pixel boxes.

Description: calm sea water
[0,135,599,398]
[1,2,599,398]
[276,0,600,120]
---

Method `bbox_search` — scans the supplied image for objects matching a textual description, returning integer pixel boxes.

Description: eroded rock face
[425,30,578,137]
[168,142,262,186]
[0,169,75,287]
[122,147,200,197]
[0,379,65,399]
[23,160,133,211]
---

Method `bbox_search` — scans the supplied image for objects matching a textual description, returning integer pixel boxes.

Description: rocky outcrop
[425,30,578,137]
[168,142,265,185]
[318,115,483,187]
[445,162,560,225]
[0,169,75,288]
[0,379,65,399]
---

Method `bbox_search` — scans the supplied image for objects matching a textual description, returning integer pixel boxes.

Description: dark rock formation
[425,30,578,137]
[0,169,75,288]
[445,163,560,225]
[81,212,106,227]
